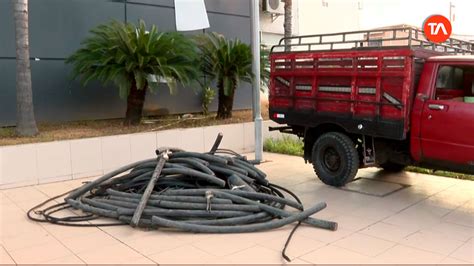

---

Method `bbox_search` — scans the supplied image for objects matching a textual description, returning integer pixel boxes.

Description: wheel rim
[323,147,341,172]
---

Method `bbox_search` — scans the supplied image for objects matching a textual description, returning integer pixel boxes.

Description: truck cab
[269,26,474,187]
[411,56,474,173]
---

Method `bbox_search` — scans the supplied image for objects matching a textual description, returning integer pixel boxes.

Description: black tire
[311,132,359,187]
[380,162,406,172]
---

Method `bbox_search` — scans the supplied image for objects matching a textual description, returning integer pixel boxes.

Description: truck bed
[269,47,441,140]
[269,27,474,140]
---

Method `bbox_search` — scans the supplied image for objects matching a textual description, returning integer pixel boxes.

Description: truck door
[420,64,474,167]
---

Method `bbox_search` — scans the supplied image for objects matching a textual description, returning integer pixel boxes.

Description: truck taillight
[273,113,286,119]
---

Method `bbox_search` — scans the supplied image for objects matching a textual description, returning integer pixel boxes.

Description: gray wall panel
[30,60,126,123]
[233,84,253,110]
[0,59,17,126]
[142,84,251,116]
[127,0,250,17]
[1,0,252,127]
[29,0,124,59]
[127,2,203,35]
[205,0,250,17]
[0,1,16,57]
[208,12,251,43]
[127,0,251,17]
[127,0,174,7]
[127,3,176,31]
[143,83,203,116]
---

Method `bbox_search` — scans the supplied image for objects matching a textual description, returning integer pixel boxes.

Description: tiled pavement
[1,152,473,264]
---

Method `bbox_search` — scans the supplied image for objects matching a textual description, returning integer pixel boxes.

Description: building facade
[260,0,362,46]
[0,0,253,126]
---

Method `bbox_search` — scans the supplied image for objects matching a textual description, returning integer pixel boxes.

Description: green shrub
[67,20,199,125]
[201,87,216,116]
[196,33,253,119]
[263,136,303,156]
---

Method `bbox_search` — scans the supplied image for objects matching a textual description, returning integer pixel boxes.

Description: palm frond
[260,44,270,91]
[66,20,200,98]
[196,32,254,96]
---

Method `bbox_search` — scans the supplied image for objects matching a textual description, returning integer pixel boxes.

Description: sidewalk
[1,152,473,264]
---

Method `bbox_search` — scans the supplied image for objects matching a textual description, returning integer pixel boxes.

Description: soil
[0,105,269,146]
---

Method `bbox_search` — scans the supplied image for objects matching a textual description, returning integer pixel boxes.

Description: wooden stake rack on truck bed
[271,26,474,54]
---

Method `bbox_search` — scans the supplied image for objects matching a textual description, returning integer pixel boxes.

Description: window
[436,66,463,89]
[435,65,474,102]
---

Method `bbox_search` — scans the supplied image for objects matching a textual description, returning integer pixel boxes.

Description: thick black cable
[27,137,337,262]
[27,187,124,227]
[271,183,304,262]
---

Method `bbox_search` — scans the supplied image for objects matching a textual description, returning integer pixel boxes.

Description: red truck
[269,26,474,187]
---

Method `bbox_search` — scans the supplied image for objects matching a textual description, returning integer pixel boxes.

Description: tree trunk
[124,80,147,126]
[12,0,38,136]
[216,78,236,120]
[284,0,293,51]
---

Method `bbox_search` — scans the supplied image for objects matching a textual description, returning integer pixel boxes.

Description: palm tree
[12,0,38,136]
[284,0,292,51]
[67,20,199,126]
[197,33,253,119]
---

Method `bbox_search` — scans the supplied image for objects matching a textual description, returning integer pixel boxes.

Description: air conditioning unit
[263,0,284,15]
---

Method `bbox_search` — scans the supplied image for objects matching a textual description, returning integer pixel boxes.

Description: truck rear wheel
[311,132,359,187]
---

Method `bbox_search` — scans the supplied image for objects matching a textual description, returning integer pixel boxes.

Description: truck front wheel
[311,132,359,187]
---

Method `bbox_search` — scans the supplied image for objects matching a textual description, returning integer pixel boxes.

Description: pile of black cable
[28,134,337,262]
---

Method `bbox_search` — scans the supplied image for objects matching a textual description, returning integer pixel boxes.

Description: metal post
[250,0,263,162]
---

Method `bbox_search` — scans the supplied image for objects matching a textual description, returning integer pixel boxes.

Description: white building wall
[260,0,473,45]
[260,0,299,46]
[260,0,362,46]
[298,0,362,35]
